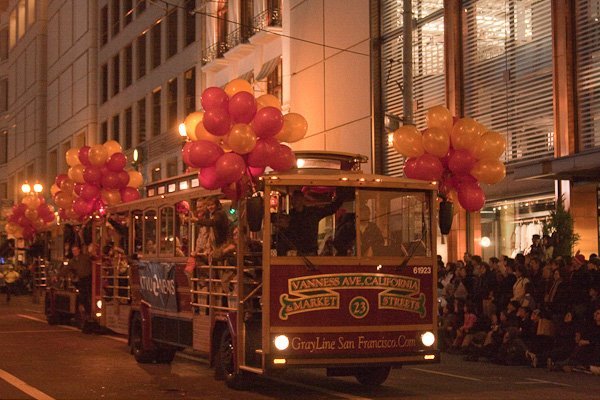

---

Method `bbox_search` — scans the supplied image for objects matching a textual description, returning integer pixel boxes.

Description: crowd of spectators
[438,238,600,375]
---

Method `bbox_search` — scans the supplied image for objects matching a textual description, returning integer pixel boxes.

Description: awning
[238,70,254,82]
[255,57,281,81]
[514,149,600,182]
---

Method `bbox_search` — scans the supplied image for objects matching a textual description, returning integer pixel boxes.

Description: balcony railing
[201,40,229,65]
[253,8,282,30]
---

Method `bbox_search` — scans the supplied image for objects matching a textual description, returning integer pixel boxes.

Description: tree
[543,196,579,258]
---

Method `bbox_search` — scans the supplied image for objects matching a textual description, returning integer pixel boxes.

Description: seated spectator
[492,327,528,366]
[451,302,477,351]
[556,306,600,372]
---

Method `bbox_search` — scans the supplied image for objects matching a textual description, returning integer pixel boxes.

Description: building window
[27,0,35,27]
[0,182,7,199]
[152,88,162,137]
[125,107,133,150]
[137,0,147,15]
[151,21,162,69]
[167,78,178,132]
[17,0,25,39]
[100,121,108,143]
[138,97,147,144]
[184,68,196,115]
[111,0,120,37]
[151,164,162,182]
[137,33,146,79]
[112,114,120,142]
[1,130,7,164]
[100,63,108,103]
[0,28,8,60]
[267,59,282,103]
[185,0,196,46]
[112,53,120,96]
[0,78,8,112]
[100,5,108,46]
[167,10,178,58]
[166,157,178,177]
[9,10,16,49]
[124,44,133,88]
[123,0,133,26]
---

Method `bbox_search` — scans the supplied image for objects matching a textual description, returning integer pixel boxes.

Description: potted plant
[543,196,579,258]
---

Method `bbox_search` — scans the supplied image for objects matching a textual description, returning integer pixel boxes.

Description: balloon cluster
[4,195,55,241]
[393,106,506,212]
[181,79,308,199]
[51,140,144,220]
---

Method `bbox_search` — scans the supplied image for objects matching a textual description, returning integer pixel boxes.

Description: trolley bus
[56,151,440,388]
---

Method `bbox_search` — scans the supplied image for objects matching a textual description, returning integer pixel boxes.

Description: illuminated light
[387,132,394,146]
[296,159,305,168]
[273,358,286,365]
[96,300,103,309]
[340,177,349,181]
[33,183,43,193]
[424,354,436,360]
[179,181,189,190]
[431,181,436,185]
[421,331,435,347]
[270,176,278,180]
[95,312,102,318]
[21,183,31,194]
[178,123,187,138]
[161,195,165,199]
[480,237,491,248]
[274,335,290,350]
[229,208,236,215]
[374,178,382,182]
[358,177,366,182]
[525,203,529,206]
[376,264,383,271]
[503,205,508,209]
[133,148,139,162]
[154,167,161,172]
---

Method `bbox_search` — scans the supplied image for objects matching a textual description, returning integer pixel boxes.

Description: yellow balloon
[50,184,60,196]
[451,118,484,152]
[103,140,122,157]
[195,113,222,145]
[423,127,450,157]
[89,144,109,166]
[68,164,86,184]
[471,131,506,160]
[226,124,257,154]
[127,170,143,189]
[470,158,506,184]
[66,148,81,167]
[276,113,308,143]
[224,79,253,98]
[256,94,281,110]
[22,195,41,210]
[392,125,424,158]
[426,105,453,134]
[184,111,204,141]
[101,189,121,206]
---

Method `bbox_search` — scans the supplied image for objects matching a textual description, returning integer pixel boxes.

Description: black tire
[45,296,59,325]
[355,366,391,387]
[156,347,177,364]
[130,314,156,363]
[215,329,249,390]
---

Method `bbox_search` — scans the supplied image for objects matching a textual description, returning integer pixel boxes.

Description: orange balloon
[65,207,79,220]
[33,218,45,230]
[276,113,308,143]
[101,189,121,206]
[127,170,143,188]
[226,124,257,154]
[103,140,122,157]
[5,222,19,235]
[184,111,204,141]
[470,159,506,184]
[423,127,450,157]
[68,164,86,184]
[54,191,74,209]
[89,144,109,166]
[471,131,506,160]
[426,105,453,134]
[60,178,75,194]
[22,195,41,210]
[50,184,60,196]
[66,148,81,167]
[224,79,253,98]
[195,112,222,145]
[256,94,281,110]
[392,125,424,158]
[451,118,484,152]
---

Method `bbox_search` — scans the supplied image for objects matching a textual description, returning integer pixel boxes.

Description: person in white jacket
[4,265,20,303]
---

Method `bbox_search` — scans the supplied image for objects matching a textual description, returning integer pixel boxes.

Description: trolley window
[143,210,157,255]
[159,206,175,257]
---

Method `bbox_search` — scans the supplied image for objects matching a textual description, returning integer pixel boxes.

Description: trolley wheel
[215,329,249,390]
[130,314,156,363]
[355,366,391,387]
[155,347,177,364]
[44,295,59,325]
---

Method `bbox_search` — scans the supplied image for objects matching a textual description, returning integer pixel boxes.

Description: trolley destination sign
[279,273,426,320]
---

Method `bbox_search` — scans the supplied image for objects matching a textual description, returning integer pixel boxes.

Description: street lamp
[21,182,31,194]
[178,123,188,141]
[33,182,43,194]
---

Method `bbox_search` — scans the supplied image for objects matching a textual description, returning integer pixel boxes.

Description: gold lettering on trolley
[279,273,426,320]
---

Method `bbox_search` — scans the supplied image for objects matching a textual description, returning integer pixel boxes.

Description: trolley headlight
[96,300,103,310]
[421,331,435,347]
[274,335,290,351]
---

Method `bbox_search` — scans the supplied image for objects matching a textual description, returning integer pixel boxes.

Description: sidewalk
[0,291,44,315]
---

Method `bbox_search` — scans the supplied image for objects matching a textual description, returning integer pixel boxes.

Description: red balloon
[101,171,121,189]
[42,211,55,223]
[199,166,223,190]
[414,154,444,181]
[79,146,91,166]
[221,183,241,201]
[13,203,27,217]
[80,183,101,201]
[203,108,231,136]
[251,107,283,138]
[458,181,486,212]
[83,166,103,184]
[440,149,453,169]
[247,137,279,168]
[55,174,69,188]
[117,170,130,188]
[269,144,296,171]
[247,165,265,177]
[201,87,229,111]
[215,153,246,185]
[73,197,94,216]
[403,157,420,179]
[106,152,127,172]
[448,149,476,175]
[120,187,141,203]
[73,183,85,196]
[36,204,50,217]
[228,91,257,124]
[184,140,224,168]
